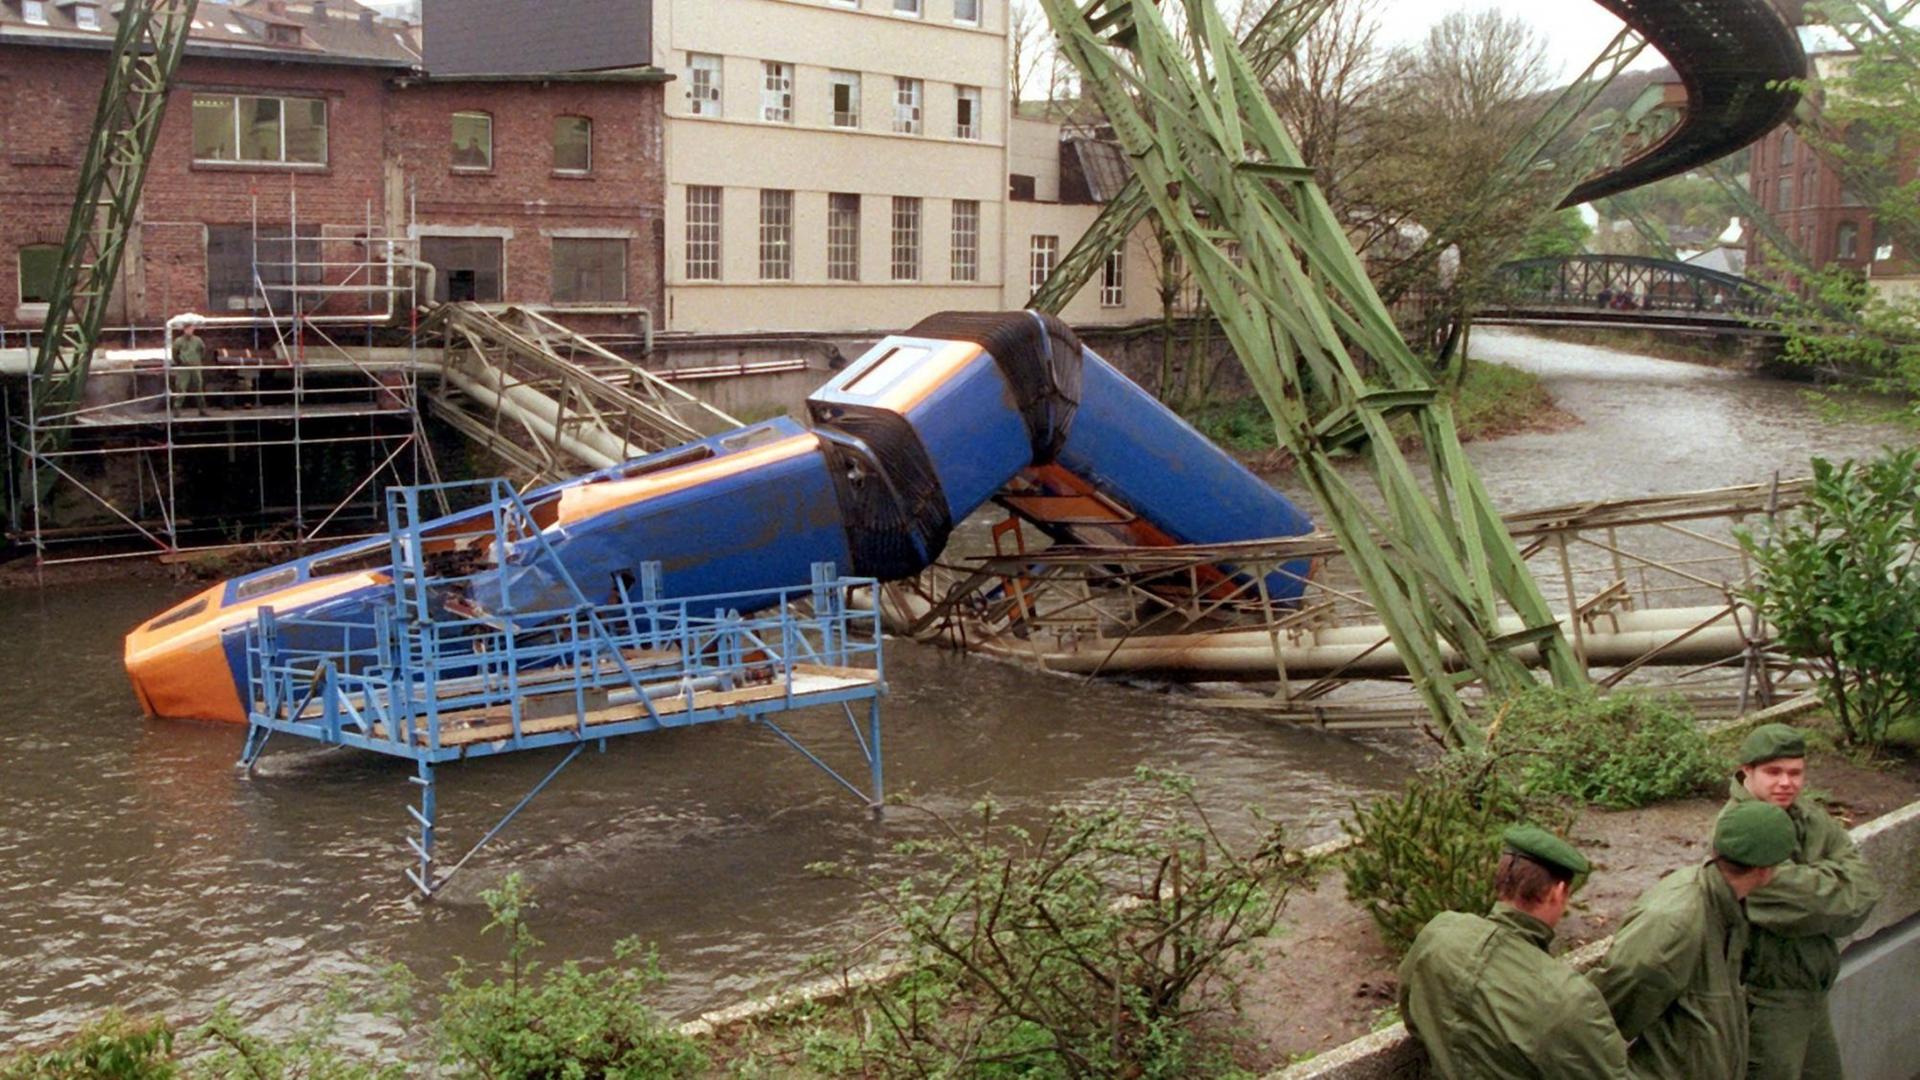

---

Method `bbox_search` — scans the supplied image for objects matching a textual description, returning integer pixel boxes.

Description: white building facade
[656,0,1010,333]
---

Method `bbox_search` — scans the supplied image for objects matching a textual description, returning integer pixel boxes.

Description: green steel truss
[1037,0,1586,740]
[29,0,199,431]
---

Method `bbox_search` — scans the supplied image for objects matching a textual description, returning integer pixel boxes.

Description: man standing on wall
[1398,825,1629,1078]
[1728,723,1882,1079]
[1588,800,1797,1078]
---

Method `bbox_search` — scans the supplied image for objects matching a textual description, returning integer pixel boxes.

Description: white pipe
[437,363,624,470]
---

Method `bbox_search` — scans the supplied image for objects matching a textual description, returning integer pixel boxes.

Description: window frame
[893,0,923,15]
[829,69,862,129]
[762,60,795,124]
[451,110,494,172]
[74,4,100,30]
[759,189,794,281]
[891,196,922,282]
[687,52,723,117]
[950,199,979,282]
[893,77,923,135]
[1029,235,1059,294]
[953,0,981,25]
[552,115,592,175]
[685,185,723,282]
[17,244,61,307]
[1836,220,1861,261]
[191,93,329,168]
[22,0,47,25]
[551,236,629,304]
[828,193,861,282]
[1101,248,1125,307]
[956,85,982,139]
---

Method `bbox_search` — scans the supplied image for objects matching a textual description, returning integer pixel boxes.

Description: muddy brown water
[0,328,1909,1050]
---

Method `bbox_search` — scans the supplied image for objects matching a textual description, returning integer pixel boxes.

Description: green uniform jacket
[1587,863,1749,1079]
[1399,905,1630,1079]
[1724,780,1881,994]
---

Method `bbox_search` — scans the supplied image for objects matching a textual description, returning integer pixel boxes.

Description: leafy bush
[1490,688,1725,808]
[1340,757,1548,954]
[435,875,706,1080]
[0,1013,175,1080]
[802,769,1296,1079]
[1741,449,1920,751]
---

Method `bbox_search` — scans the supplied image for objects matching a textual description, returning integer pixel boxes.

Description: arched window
[1836,221,1860,261]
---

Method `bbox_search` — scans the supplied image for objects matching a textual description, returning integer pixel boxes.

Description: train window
[308,547,388,577]
[145,597,209,632]
[619,445,716,477]
[840,345,930,397]
[235,567,300,601]
[719,425,787,452]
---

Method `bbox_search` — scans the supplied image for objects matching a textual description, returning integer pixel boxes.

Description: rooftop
[0,0,420,67]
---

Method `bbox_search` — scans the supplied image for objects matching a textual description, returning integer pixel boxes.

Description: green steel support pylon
[29,0,199,442]
[1038,0,1586,741]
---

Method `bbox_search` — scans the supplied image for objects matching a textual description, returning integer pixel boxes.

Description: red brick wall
[0,43,664,340]
[1747,124,1887,274]
[390,78,665,316]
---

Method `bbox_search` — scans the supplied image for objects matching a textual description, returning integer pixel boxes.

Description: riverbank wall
[1273,795,1920,1079]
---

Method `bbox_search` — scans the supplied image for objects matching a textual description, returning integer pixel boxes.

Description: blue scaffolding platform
[238,479,886,896]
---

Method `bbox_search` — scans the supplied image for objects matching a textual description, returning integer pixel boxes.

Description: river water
[0,328,1907,1050]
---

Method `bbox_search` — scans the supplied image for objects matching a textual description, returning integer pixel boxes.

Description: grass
[1181,360,1560,456]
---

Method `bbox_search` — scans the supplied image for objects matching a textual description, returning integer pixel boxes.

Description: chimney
[311,0,329,23]
[358,8,375,30]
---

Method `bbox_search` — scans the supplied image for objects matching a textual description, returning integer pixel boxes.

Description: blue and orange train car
[126,311,1316,722]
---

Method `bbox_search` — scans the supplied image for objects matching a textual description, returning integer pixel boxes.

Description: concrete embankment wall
[1273,798,1920,1080]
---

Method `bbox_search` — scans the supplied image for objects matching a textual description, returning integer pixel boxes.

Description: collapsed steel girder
[1036,0,1587,743]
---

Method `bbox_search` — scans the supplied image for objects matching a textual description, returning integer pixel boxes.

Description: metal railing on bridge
[1481,254,1786,332]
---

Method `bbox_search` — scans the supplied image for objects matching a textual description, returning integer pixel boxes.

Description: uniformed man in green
[1398,825,1630,1079]
[1588,799,1797,1079]
[170,320,208,415]
[1727,723,1881,1079]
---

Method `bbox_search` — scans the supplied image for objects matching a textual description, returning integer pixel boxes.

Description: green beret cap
[1502,824,1590,877]
[1739,723,1808,767]
[1714,801,1796,867]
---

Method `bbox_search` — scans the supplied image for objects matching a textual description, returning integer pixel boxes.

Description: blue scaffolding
[238,479,886,896]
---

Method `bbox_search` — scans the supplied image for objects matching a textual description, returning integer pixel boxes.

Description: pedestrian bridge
[1478,254,1786,335]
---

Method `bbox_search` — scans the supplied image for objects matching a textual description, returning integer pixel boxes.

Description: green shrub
[0,1013,175,1080]
[1740,449,1920,751]
[802,769,1296,1079]
[1340,759,1540,954]
[1490,688,1725,809]
[434,875,706,1080]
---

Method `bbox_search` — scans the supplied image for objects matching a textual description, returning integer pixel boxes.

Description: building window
[894,0,922,14]
[553,116,591,174]
[1029,235,1058,294]
[1836,221,1860,260]
[830,70,861,128]
[192,94,327,166]
[759,189,794,280]
[1874,225,1894,262]
[893,78,923,134]
[1101,248,1125,307]
[687,53,722,116]
[951,199,978,282]
[1780,128,1795,167]
[17,245,59,305]
[762,61,794,123]
[954,0,980,24]
[417,235,504,303]
[686,186,723,281]
[829,193,861,282]
[206,225,322,312]
[552,238,627,303]
[956,86,981,139]
[21,1,46,25]
[74,4,99,30]
[1776,175,1793,213]
[451,111,492,170]
[891,196,921,281]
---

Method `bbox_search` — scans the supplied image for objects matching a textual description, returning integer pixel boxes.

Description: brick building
[1,0,669,340]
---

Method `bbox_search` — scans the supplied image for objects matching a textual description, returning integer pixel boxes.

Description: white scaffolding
[7,186,434,563]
